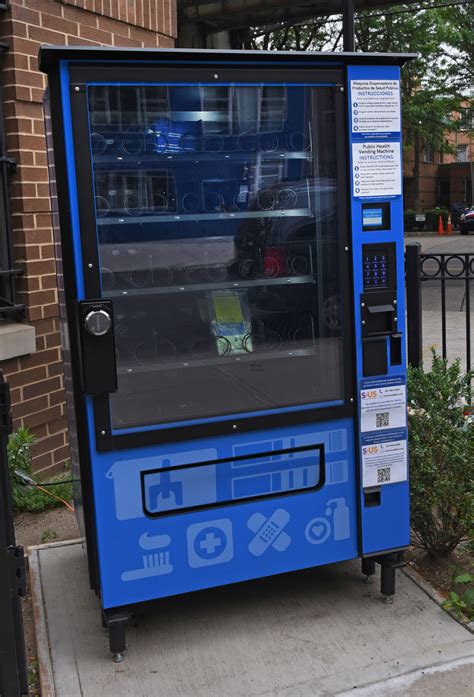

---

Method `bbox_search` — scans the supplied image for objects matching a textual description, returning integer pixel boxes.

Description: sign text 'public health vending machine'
[40,46,413,660]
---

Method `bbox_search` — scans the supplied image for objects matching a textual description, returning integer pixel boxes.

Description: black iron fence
[0,372,28,697]
[406,242,473,372]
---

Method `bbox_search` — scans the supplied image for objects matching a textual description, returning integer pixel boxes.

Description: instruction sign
[352,142,401,198]
[350,79,401,135]
[361,432,407,487]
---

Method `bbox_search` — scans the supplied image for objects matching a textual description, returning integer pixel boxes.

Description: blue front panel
[89,416,357,608]
[348,64,410,554]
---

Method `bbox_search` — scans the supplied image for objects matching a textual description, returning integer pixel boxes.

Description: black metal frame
[0,372,28,696]
[0,44,24,321]
[38,46,416,72]
[405,242,472,372]
[66,62,356,453]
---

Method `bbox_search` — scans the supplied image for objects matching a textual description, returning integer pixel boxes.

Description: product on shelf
[210,289,252,355]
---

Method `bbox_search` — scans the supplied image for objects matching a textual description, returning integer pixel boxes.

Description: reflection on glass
[87,82,344,430]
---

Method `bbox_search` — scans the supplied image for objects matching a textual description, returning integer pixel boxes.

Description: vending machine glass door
[82,79,349,436]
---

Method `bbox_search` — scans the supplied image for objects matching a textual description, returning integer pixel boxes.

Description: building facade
[403,109,473,211]
[0,0,176,476]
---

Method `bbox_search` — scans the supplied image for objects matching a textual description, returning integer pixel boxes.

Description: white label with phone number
[362,439,407,487]
[360,384,406,433]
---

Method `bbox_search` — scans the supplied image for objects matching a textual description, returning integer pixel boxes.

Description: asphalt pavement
[406,232,474,255]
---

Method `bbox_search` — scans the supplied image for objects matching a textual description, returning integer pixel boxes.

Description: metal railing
[406,242,472,372]
[0,372,28,696]
[0,41,24,322]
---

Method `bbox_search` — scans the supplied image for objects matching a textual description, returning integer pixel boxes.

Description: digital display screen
[362,207,383,227]
[363,250,388,289]
[361,201,391,231]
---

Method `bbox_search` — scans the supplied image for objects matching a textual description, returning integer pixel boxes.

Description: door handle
[84,309,112,337]
[79,300,117,395]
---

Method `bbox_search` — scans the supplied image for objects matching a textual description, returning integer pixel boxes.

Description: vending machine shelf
[116,343,319,375]
[92,150,314,166]
[97,208,313,225]
[103,274,316,298]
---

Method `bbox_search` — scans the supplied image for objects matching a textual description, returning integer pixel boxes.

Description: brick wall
[0,0,176,476]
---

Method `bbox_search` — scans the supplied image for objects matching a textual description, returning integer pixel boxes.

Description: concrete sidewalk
[29,540,473,697]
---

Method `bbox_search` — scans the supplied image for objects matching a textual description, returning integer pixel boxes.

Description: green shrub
[442,573,474,620]
[404,209,416,230]
[424,207,449,230]
[7,427,72,513]
[407,351,473,556]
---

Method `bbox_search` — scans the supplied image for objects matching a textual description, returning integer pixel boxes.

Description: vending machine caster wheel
[382,595,394,605]
[113,653,125,663]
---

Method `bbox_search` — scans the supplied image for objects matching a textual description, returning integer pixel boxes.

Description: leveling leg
[361,552,406,602]
[104,610,129,662]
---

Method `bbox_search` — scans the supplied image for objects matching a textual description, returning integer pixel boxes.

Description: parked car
[451,201,470,228]
[459,206,474,234]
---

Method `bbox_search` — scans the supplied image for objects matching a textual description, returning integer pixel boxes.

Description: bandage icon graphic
[247,509,291,557]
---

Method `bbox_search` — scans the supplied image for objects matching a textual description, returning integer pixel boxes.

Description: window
[456,145,468,163]
[423,145,435,163]
[459,108,473,131]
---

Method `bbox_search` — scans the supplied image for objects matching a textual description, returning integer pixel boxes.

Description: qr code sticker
[377,467,391,483]
[376,411,390,428]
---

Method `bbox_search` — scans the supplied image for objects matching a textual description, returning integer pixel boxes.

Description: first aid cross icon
[187,519,234,568]
[199,531,222,556]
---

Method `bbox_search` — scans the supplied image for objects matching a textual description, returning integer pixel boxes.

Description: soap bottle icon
[325,498,350,541]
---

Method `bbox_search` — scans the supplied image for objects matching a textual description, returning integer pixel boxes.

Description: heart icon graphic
[305,517,331,545]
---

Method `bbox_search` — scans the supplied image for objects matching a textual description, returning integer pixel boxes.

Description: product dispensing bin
[39,46,414,660]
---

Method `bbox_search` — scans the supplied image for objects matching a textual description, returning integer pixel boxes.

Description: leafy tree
[355,3,471,208]
[251,3,473,209]
[251,18,340,52]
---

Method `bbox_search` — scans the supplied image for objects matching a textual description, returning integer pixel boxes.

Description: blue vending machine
[40,46,414,660]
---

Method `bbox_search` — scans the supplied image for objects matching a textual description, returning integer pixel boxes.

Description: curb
[402,562,474,634]
[28,539,85,697]
[28,546,56,697]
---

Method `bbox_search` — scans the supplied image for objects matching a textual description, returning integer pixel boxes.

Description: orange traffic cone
[438,215,444,236]
[446,214,452,235]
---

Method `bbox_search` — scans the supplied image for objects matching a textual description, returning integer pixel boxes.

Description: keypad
[363,252,388,290]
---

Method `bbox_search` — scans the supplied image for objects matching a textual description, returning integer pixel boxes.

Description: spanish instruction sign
[350,79,401,135]
[361,433,407,487]
[360,378,407,433]
[352,142,401,197]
